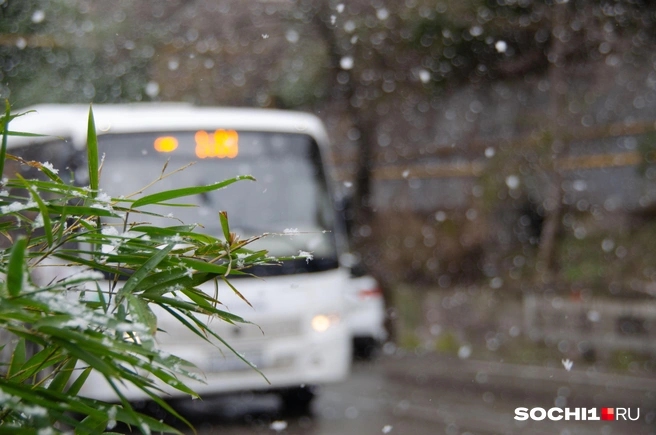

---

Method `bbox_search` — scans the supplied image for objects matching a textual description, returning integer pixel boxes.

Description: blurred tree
[0,0,152,105]
[4,0,656,290]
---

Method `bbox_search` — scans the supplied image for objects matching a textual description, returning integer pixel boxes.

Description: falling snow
[418,69,431,84]
[270,421,288,432]
[340,56,354,70]
[562,359,574,371]
[376,8,389,20]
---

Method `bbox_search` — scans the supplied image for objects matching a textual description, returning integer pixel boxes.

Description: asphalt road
[165,354,656,435]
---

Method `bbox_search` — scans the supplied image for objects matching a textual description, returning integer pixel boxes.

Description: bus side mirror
[340,252,366,278]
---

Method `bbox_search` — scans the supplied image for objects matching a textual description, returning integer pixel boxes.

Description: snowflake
[561,359,573,371]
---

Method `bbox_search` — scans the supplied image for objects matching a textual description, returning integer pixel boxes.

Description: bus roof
[7,103,331,150]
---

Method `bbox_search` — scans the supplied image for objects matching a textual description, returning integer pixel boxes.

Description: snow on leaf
[1,200,37,214]
[22,405,48,417]
[169,233,184,242]
[102,227,119,237]
[62,270,105,283]
[96,192,112,203]
[298,250,313,264]
[90,203,112,211]
[107,406,118,430]
[41,161,59,174]
[32,213,44,229]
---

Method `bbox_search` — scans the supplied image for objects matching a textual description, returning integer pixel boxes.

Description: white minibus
[7,103,352,411]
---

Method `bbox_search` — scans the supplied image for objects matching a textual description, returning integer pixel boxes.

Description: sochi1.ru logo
[514,407,640,421]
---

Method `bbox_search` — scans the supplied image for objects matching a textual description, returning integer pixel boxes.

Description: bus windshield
[97,130,338,274]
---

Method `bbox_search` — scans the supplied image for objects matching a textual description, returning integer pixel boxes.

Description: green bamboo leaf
[127,295,157,335]
[7,236,27,296]
[0,428,38,435]
[47,357,78,393]
[132,225,198,236]
[54,205,68,244]
[4,179,86,195]
[47,204,120,218]
[7,338,26,378]
[4,130,52,138]
[0,100,10,178]
[0,380,109,428]
[0,109,35,132]
[158,304,216,343]
[131,175,255,208]
[104,376,188,434]
[133,225,220,244]
[222,276,253,309]
[37,328,120,378]
[219,210,231,242]
[184,311,269,384]
[76,414,109,435]
[117,243,175,299]
[134,268,192,294]
[148,294,250,325]
[52,253,132,277]
[146,295,215,315]
[180,288,225,314]
[94,281,108,314]
[15,347,65,383]
[37,164,64,184]
[86,105,99,198]
[4,155,65,184]
[177,257,228,274]
[66,366,92,396]
[17,174,53,246]
[149,367,199,398]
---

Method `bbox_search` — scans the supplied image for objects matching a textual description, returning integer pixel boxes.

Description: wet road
[167,356,656,435]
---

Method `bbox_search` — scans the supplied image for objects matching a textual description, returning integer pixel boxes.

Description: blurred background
[2,1,656,433]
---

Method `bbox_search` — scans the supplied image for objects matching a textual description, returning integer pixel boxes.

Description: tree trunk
[535,2,569,285]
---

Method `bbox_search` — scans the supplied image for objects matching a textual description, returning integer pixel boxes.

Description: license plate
[206,350,263,373]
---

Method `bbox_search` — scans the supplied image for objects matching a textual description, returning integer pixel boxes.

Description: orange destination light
[195,129,239,159]
[154,136,179,153]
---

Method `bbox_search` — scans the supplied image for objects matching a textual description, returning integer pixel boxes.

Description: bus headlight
[311,314,340,333]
